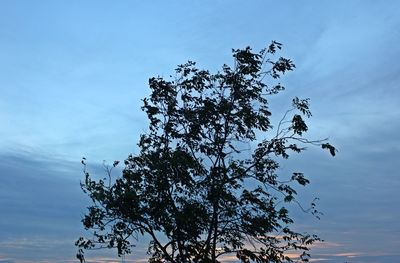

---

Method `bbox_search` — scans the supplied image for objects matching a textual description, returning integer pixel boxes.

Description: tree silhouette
[76,41,335,263]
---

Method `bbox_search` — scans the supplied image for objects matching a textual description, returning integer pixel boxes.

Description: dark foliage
[76,41,335,263]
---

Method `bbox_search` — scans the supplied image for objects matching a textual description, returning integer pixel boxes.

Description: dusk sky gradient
[1,1,400,262]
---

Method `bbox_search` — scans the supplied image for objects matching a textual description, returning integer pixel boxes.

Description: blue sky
[1,1,399,262]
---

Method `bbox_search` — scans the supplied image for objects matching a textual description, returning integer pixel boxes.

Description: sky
[0,1,399,262]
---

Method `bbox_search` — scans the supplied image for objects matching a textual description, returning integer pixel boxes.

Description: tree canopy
[76,41,335,263]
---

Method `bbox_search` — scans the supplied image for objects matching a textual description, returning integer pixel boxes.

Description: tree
[76,41,336,263]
